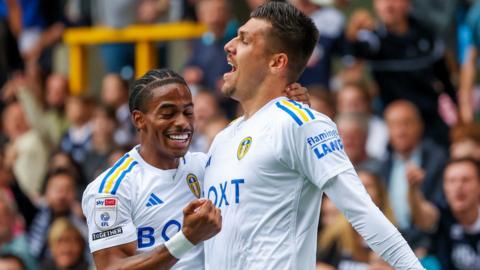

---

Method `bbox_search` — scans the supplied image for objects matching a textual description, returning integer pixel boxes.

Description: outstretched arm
[324,169,424,270]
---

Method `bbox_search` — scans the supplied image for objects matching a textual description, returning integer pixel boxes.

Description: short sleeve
[82,173,138,253]
[274,114,354,189]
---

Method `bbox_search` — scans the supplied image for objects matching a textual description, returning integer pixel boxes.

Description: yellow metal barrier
[63,22,206,95]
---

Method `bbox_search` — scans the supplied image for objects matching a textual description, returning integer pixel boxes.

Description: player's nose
[174,113,193,130]
[224,37,236,54]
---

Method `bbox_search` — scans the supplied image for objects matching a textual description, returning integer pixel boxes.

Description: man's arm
[344,9,379,58]
[408,186,439,231]
[406,164,440,231]
[459,46,478,123]
[92,199,221,270]
[323,169,424,270]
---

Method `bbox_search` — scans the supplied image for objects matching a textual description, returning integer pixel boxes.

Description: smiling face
[222,18,273,101]
[133,83,194,162]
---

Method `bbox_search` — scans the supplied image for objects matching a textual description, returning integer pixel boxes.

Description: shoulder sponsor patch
[94,195,118,230]
[306,129,344,159]
[92,227,123,241]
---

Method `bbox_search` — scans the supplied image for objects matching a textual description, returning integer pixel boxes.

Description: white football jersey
[203,97,354,270]
[82,146,207,270]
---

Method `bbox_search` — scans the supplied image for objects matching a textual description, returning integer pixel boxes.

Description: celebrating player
[82,69,221,270]
[202,2,424,269]
[82,68,310,270]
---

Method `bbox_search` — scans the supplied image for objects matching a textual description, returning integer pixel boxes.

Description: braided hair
[129,68,188,113]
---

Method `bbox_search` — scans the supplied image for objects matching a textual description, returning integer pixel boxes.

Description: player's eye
[158,110,176,119]
[184,110,194,117]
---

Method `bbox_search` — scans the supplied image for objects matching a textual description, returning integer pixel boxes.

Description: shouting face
[222,18,272,100]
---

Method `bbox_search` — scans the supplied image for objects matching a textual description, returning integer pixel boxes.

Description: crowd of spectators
[0,0,480,270]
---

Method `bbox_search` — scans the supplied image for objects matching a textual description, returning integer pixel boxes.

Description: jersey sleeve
[273,108,353,189]
[81,167,139,253]
[324,169,424,269]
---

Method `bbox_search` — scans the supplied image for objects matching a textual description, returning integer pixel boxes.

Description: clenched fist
[182,199,222,245]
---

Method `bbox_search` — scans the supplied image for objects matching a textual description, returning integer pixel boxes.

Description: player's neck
[241,78,286,119]
[138,144,179,170]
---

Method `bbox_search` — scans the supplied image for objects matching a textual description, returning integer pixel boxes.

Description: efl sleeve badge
[94,196,118,230]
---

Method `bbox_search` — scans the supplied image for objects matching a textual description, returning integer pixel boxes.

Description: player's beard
[221,81,236,97]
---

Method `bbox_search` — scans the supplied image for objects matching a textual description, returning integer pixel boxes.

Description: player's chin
[221,84,235,97]
[165,140,191,158]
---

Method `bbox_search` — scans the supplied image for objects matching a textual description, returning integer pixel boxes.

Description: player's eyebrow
[157,103,177,110]
[238,29,249,40]
[156,102,193,111]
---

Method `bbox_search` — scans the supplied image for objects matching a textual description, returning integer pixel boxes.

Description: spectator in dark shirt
[382,100,447,247]
[409,158,480,270]
[346,0,456,146]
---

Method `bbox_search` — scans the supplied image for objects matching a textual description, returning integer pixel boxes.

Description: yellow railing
[63,22,206,95]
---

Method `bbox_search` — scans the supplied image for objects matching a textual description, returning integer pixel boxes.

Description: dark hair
[0,253,27,270]
[129,68,188,113]
[251,1,319,82]
[44,167,80,193]
[445,157,480,179]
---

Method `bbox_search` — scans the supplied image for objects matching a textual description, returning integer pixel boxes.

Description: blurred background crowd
[0,0,479,269]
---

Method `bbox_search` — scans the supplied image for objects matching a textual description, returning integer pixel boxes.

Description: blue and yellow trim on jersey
[275,99,316,126]
[98,154,138,195]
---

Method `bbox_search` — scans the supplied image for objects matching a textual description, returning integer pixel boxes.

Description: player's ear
[131,110,146,131]
[269,53,288,75]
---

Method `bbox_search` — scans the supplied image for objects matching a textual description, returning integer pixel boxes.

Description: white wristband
[164,230,195,259]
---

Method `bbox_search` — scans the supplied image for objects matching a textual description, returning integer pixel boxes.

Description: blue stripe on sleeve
[98,154,129,193]
[276,102,303,126]
[288,99,316,120]
[110,161,138,195]
[304,108,315,120]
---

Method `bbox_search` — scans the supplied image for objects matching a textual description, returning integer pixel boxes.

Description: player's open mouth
[228,61,237,72]
[165,132,192,142]
[224,59,237,78]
